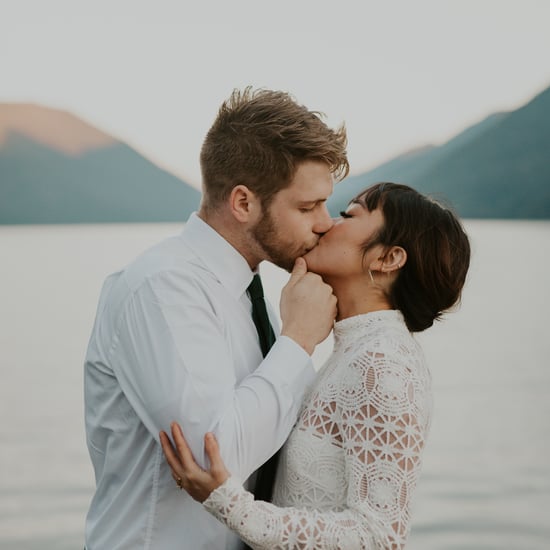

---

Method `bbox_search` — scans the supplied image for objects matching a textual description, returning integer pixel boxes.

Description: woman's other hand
[159,422,230,503]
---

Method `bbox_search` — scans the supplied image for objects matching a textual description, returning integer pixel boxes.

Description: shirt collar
[180,212,255,299]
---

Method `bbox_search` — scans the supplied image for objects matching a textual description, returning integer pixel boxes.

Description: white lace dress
[203,310,433,549]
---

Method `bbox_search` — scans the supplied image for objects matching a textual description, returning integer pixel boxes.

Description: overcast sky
[2,0,549,188]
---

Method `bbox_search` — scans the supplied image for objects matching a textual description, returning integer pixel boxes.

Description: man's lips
[304,240,321,254]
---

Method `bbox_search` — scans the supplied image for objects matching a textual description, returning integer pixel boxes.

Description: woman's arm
[161,423,383,549]
[161,351,431,550]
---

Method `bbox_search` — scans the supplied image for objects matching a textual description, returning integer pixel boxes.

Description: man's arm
[110,259,336,480]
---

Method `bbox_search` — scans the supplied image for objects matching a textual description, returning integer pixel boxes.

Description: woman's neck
[328,277,392,322]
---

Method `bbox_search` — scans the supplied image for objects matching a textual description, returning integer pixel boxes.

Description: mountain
[328,86,550,219]
[0,104,201,224]
[4,88,549,223]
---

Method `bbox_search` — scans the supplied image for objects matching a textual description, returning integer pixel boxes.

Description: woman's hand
[159,422,230,503]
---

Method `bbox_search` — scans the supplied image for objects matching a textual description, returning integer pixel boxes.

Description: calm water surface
[1,220,549,549]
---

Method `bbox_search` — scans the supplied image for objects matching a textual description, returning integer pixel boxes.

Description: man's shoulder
[131,233,206,275]
[109,234,217,301]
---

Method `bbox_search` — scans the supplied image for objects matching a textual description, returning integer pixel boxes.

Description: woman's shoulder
[331,316,431,410]
[338,312,425,368]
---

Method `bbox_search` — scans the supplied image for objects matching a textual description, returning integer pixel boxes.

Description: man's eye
[339,211,352,218]
[300,206,315,213]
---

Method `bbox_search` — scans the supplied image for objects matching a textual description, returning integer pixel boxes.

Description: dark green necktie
[247,274,276,356]
[246,274,280,518]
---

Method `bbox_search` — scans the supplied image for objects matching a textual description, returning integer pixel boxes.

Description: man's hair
[200,87,349,211]
[355,182,471,332]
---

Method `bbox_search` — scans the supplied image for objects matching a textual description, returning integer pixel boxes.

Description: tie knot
[247,274,264,300]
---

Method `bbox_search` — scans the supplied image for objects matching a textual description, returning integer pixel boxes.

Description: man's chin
[268,245,318,272]
[267,256,296,273]
[302,246,317,261]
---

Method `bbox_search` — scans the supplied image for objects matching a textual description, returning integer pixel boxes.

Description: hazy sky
[2,0,550,188]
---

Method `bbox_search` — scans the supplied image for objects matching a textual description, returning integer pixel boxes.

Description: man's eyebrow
[297,198,327,205]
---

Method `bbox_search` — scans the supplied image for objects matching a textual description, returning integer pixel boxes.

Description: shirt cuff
[203,475,243,513]
[260,335,316,395]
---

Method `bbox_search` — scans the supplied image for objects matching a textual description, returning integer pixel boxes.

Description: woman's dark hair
[200,87,349,212]
[355,182,471,332]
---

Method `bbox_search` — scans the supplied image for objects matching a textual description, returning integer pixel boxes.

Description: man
[84,87,349,549]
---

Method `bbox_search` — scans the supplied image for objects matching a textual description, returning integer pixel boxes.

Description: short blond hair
[200,87,349,211]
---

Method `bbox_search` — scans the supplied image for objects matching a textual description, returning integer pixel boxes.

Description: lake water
[1,220,549,549]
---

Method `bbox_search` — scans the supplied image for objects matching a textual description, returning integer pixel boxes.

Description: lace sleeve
[203,348,431,550]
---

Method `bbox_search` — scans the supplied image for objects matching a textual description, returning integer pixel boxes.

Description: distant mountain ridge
[328,86,550,219]
[0,104,201,224]
[0,103,116,155]
[2,88,549,224]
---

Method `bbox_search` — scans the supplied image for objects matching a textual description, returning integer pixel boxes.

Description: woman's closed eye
[339,210,352,218]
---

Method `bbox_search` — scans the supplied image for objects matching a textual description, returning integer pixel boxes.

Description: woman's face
[304,201,385,279]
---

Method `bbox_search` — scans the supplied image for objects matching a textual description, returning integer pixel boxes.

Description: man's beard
[251,209,308,272]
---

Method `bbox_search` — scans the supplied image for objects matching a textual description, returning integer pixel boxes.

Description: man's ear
[228,185,261,223]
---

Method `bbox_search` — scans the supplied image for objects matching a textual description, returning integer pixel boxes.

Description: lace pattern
[204,310,432,549]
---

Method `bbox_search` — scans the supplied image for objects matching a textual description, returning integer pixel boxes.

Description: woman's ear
[229,185,261,223]
[380,246,407,273]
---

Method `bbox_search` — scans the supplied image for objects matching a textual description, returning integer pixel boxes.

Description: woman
[160,182,471,549]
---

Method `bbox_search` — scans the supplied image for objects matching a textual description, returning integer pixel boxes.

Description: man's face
[251,160,335,271]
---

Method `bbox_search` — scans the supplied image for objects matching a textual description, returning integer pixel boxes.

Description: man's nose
[314,205,335,234]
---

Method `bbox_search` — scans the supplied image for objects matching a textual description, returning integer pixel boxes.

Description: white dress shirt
[84,213,316,550]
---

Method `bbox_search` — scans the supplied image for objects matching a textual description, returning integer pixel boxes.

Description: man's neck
[198,207,260,270]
